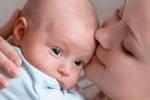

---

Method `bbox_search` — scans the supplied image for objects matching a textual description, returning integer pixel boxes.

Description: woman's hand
[71,84,80,92]
[0,9,22,88]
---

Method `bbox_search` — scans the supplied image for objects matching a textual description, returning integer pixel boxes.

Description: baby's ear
[12,17,27,46]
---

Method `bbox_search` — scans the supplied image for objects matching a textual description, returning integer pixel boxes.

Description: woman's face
[84,0,150,100]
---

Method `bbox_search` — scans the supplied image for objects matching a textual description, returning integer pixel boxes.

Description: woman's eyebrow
[124,0,127,7]
[120,0,127,17]
[126,24,140,45]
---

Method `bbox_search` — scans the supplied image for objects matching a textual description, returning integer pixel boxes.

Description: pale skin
[3,0,150,100]
[85,0,150,100]
[0,0,97,91]
[0,9,82,91]
[12,16,95,90]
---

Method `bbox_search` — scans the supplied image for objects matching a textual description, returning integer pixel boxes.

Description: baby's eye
[74,60,83,67]
[52,48,62,56]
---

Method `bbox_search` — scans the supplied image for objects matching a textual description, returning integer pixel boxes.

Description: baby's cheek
[70,75,79,87]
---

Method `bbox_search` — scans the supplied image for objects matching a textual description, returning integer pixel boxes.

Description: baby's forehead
[22,0,99,31]
[46,19,96,48]
[61,29,96,53]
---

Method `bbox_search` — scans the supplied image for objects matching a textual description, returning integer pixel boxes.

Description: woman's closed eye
[120,41,133,56]
[52,48,62,57]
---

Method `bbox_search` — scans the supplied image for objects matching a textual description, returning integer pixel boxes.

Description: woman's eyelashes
[120,41,133,56]
[115,8,122,21]
[52,48,62,57]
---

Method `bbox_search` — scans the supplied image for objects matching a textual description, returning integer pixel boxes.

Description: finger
[0,37,22,66]
[0,50,19,78]
[0,8,21,39]
[0,74,9,88]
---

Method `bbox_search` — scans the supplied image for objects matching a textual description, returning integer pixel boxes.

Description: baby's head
[12,0,99,90]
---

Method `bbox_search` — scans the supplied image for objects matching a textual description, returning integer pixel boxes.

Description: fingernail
[0,79,9,88]
[10,67,19,77]
[12,57,21,66]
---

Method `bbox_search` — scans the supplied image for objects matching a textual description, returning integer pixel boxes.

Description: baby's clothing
[0,46,86,100]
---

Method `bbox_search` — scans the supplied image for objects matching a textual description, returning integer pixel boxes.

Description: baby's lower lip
[57,80,63,85]
[57,81,64,89]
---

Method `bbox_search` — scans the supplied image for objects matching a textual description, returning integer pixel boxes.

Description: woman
[85,0,150,100]
[1,0,150,100]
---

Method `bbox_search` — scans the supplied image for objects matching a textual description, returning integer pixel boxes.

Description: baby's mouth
[57,80,63,85]
[57,80,65,89]
[56,79,64,87]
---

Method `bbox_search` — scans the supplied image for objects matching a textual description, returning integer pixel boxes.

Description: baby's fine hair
[21,0,99,31]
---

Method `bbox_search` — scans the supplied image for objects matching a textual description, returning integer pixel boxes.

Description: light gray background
[0,0,124,27]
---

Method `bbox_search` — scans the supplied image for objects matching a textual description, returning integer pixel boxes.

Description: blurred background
[0,0,124,26]
[0,0,124,99]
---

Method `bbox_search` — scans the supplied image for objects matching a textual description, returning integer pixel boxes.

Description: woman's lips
[91,55,102,64]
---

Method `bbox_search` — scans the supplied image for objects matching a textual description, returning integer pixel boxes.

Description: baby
[0,0,99,100]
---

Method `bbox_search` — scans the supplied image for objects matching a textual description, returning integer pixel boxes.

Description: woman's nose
[95,24,121,50]
[57,63,72,76]
[95,27,113,50]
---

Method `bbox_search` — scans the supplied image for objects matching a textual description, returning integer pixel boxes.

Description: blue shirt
[0,46,85,100]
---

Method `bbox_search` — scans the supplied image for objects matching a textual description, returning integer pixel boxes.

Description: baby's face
[20,17,96,90]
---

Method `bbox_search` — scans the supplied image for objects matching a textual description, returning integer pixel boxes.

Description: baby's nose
[57,63,72,76]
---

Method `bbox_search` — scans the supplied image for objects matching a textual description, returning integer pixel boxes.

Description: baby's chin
[58,83,67,90]
[60,84,75,91]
